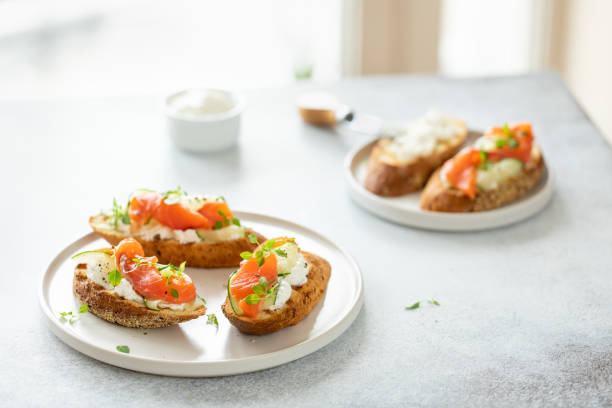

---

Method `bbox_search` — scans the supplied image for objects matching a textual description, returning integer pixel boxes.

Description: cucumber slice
[227,271,241,315]
[143,298,160,311]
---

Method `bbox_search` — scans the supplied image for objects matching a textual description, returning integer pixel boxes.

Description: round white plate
[344,138,554,231]
[39,212,363,377]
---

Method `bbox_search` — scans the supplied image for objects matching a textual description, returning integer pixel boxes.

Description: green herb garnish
[213,221,223,230]
[495,138,506,148]
[108,269,122,287]
[216,196,225,201]
[59,305,89,323]
[508,138,519,148]
[248,233,258,244]
[240,251,253,260]
[206,313,219,329]
[162,186,187,204]
[479,151,488,163]
[244,294,262,305]
[232,218,241,227]
[503,123,512,136]
[110,198,130,231]
[170,288,179,298]
[116,345,130,354]
[275,249,287,258]
[405,298,440,310]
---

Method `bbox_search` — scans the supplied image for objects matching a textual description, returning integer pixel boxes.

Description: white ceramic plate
[39,212,363,377]
[344,138,554,231]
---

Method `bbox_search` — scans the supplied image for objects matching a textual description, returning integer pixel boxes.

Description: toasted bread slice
[90,214,266,268]
[73,265,206,328]
[221,251,331,335]
[420,149,545,212]
[364,120,467,197]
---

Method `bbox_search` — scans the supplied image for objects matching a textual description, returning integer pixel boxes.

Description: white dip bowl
[165,88,246,152]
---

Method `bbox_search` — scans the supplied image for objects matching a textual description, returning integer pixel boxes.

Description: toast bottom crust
[91,222,266,268]
[221,251,331,335]
[420,159,546,212]
[73,266,206,329]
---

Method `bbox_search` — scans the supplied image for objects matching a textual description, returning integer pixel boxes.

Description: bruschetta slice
[364,111,467,197]
[420,122,545,212]
[72,238,206,328]
[222,237,331,335]
[90,188,266,268]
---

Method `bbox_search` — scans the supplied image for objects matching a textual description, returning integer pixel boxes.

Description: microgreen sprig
[405,298,441,311]
[116,345,130,354]
[59,305,89,323]
[162,186,187,204]
[206,313,219,330]
[110,198,130,230]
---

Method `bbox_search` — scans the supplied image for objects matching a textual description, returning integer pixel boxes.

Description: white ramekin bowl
[164,89,246,153]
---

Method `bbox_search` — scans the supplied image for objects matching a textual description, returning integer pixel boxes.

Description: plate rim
[38,211,364,377]
[343,137,555,231]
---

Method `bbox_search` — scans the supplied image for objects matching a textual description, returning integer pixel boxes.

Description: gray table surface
[2,73,611,407]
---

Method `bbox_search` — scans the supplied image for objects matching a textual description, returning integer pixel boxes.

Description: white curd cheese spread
[263,242,311,311]
[83,254,201,311]
[384,110,464,162]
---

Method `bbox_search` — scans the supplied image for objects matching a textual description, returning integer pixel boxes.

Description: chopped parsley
[232,218,241,227]
[213,221,223,230]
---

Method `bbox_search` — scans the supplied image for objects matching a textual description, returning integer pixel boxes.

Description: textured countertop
[2,73,611,407]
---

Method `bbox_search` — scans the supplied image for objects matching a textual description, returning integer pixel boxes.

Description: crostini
[90,188,266,268]
[420,122,545,212]
[72,238,206,328]
[364,111,467,197]
[222,237,331,335]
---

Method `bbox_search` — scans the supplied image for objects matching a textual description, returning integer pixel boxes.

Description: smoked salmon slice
[115,238,196,304]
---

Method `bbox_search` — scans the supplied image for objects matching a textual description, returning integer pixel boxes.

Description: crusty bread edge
[221,251,331,335]
[364,120,468,197]
[73,265,206,329]
[89,214,266,268]
[420,156,547,212]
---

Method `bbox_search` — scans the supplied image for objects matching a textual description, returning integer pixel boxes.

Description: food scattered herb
[232,218,241,227]
[116,345,130,354]
[213,221,223,230]
[248,233,258,244]
[206,314,219,330]
[170,288,179,298]
[59,305,89,323]
[508,138,519,148]
[405,298,440,310]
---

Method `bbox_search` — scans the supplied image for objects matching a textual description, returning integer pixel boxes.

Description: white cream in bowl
[165,89,245,152]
